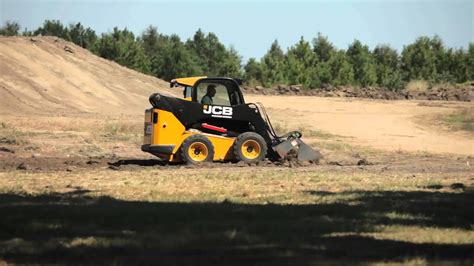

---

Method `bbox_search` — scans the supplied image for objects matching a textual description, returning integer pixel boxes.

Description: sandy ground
[0,36,176,116]
[248,95,474,155]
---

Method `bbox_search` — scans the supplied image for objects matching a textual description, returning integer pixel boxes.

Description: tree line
[1,20,473,90]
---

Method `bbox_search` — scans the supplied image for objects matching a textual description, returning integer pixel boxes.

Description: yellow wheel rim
[241,140,261,160]
[188,142,209,162]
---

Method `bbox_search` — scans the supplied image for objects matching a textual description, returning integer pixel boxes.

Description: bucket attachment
[273,138,322,162]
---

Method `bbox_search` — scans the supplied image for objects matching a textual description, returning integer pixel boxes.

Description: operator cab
[170,76,245,106]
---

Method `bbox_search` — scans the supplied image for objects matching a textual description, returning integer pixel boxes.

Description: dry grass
[0,167,472,265]
[405,80,430,92]
[0,115,144,157]
[272,122,336,140]
[1,167,471,214]
[0,122,30,145]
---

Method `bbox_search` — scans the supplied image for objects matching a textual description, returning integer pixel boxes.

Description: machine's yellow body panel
[152,110,186,146]
[203,134,235,161]
[144,108,235,162]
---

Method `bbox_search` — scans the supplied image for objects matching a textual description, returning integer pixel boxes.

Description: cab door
[193,78,245,106]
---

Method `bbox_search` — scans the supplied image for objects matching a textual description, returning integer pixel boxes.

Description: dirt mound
[0,36,179,116]
[243,84,474,101]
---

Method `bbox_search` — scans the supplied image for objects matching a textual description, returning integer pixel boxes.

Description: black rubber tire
[180,135,214,164]
[233,132,267,163]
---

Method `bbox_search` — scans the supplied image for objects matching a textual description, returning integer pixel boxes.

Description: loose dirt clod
[0,138,17,145]
[17,163,29,170]
[274,149,317,167]
[86,160,100,165]
[0,147,14,153]
[357,158,370,166]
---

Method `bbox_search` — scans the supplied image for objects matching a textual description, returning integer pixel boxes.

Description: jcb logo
[203,105,233,118]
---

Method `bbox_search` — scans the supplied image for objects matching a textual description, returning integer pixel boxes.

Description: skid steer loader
[141,76,322,164]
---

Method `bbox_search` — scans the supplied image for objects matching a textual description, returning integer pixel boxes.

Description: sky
[1,0,473,62]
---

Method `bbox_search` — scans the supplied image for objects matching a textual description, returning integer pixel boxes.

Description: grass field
[0,166,473,265]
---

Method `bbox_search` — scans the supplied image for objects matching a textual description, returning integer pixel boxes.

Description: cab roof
[170,76,207,87]
[170,76,244,88]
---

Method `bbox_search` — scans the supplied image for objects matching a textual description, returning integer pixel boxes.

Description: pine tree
[219,47,242,77]
[468,43,474,81]
[68,23,97,49]
[401,36,438,82]
[34,20,70,40]
[312,32,335,62]
[261,40,286,87]
[347,40,377,86]
[327,50,354,86]
[285,37,317,87]
[244,58,263,85]
[94,27,151,74]
[0,21,20,36]
[373,44,403,89]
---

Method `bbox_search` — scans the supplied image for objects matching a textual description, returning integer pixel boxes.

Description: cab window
[196,82,231,106]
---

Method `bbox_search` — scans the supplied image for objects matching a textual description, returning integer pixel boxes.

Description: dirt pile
[0,36,178,116]
[242,84,474,101]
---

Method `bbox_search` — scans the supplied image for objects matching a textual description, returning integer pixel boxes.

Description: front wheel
[233,132,267,163]
[181,135,214,164]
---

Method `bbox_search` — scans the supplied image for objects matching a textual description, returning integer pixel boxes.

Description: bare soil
[0,36,177,116]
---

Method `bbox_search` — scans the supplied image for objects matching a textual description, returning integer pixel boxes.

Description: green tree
[401,36,438,82]
[468,43,474,80]
[347,40,377,86]
[312,32,335,62]
[260,40,286,87]
[68,23,97,49]
[452,48,470,83]
[158,35,202,81]
[94,27,150,74]
[327,50,354,86]
[373,44,403,89]
[186,29,240,76]
[33,20,70,40]
[244,58,263,85]
[141,26,161,56]
[285,37,318,87]
[218,46,242,77]
[142,26,174,78]
[0,21,20,36]
[186,29,210,73]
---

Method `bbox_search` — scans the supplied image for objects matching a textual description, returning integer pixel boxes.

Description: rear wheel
[181,135,214,164]
[233,132,267,163]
